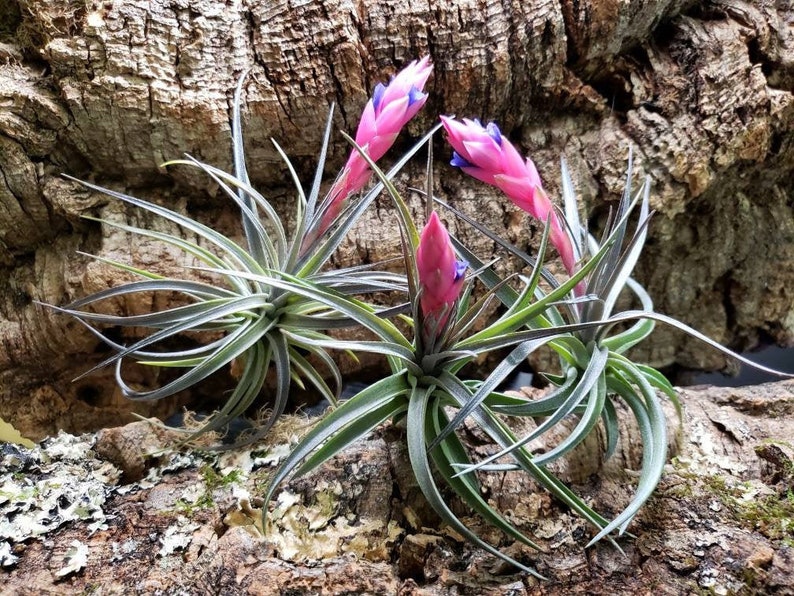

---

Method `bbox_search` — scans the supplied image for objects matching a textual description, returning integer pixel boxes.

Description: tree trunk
[1,0,793,437]
[1,380,792,593]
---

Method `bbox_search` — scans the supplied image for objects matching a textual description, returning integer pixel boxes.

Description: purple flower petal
[407,85,425,107]
[453,260,468,281]
[450,151,473,168]
[486,122,502,145]
[372,82,387,112]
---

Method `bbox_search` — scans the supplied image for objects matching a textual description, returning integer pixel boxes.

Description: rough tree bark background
[0,1,793,592]
[0,0,793,437]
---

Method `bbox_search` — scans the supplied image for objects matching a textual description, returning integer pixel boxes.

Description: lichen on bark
[1,381,792,593]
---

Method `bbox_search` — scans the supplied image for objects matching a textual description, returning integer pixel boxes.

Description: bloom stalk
[440,116,576,275]
[416,211,467,335]
[314,56,433,238]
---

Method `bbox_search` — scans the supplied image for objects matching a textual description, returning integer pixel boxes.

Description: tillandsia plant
[261,145,652,577]
[43,51,793,576]
[437,116,793,546]
[47,58,434,444]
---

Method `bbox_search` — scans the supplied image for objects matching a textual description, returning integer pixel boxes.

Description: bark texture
[0,0,793,436]
[1,380,793,594]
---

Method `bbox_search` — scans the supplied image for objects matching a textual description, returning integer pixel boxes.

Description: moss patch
[669,455,794,546]
[733,489,794,545]
[200,465,243,491]
[702,475,794,545]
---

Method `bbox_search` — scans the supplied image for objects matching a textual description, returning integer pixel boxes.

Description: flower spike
[417,211,467,334]
[440,116,576,274]
[317,56,433,236]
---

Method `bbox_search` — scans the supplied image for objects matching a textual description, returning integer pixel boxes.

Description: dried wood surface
[1,380,792,594]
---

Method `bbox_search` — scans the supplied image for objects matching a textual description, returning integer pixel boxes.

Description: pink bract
[417,211,467,330]
[316,57,433,238]
[440,116,576,275]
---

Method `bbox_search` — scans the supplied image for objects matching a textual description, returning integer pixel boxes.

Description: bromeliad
[50,53,794,577]
[262,149,630,578]
[436,148,793,549]
[49,61,435,446]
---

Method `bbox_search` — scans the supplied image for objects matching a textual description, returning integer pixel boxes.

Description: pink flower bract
[417,211,467,330]
[441,116,576,275]
[317,57,433,236]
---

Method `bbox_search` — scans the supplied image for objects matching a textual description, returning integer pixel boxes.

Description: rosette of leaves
[49,76,431,445]
[435,152,792,546]
[262,148,640,577]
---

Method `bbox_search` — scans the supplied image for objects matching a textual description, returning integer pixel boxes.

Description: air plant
[43,53,792,576]
[261,143,646,577]
[438,116,792,546]
[47,58,434,444]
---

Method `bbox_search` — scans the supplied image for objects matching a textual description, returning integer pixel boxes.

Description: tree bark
[1,0,793,437]
[1,380,792,594]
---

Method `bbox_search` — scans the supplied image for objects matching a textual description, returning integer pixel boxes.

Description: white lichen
[0,432,117,544]
[55,540,89,577]
[158,517,201,557]
[0,540,18,567]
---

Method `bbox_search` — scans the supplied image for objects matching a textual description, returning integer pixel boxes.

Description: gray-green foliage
[50,78,427,446]
[432,152,789,551]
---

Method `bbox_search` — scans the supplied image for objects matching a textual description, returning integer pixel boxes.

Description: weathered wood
[1,381,792,593]
[0,0,792,436]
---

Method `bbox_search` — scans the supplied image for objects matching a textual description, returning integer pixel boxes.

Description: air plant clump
[436,115,792,546]
[260,135,690,575]
[261,165,614,576]
[264,117,790,576]
[52,56,792,576]
[50,58,435,445]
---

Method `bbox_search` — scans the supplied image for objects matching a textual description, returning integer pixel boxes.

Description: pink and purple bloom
[316,57,433,236]
[416,211,467,331]
[440,116,576,275]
